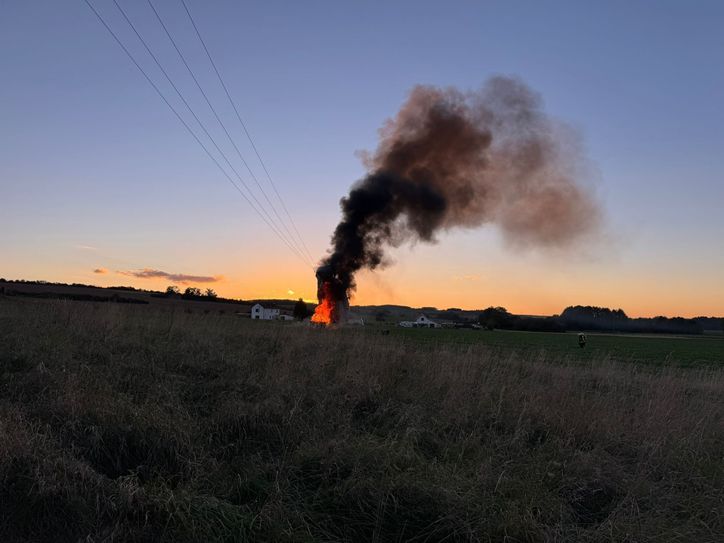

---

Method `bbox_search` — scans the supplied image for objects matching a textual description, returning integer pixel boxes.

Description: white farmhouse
[251,303,280,320]
[399,314,441,328]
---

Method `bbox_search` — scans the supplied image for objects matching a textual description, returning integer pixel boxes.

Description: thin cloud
[75,244,98,251]
[93,268,109,274]
[117,268,222,285]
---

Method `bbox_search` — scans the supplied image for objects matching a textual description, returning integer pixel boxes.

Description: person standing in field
[578,332,587,348]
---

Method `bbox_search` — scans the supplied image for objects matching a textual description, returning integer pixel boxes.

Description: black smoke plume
[319,76,600,299]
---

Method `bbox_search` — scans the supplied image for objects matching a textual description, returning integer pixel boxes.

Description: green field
[2,298,724,542]
[372,326,724,367]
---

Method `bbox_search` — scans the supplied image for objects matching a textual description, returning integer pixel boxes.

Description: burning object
[312,76,601,323]
[311,265,349,325]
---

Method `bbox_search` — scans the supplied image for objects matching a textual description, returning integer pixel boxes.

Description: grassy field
[376,326,724,367]
[1,297,723,542]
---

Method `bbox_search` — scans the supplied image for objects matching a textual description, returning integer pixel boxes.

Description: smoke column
[320,76,600,298]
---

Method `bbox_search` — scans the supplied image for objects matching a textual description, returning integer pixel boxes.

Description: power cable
[111,0,306,265]
[145,0,311,265]
[180,0,316,265]
[83,0,312,268]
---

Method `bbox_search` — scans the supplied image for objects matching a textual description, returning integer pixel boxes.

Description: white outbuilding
[251,303,280,320]
[346,315,365,326]
[399,314,441,328]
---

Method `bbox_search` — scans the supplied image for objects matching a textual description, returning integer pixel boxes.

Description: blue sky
[1,0,723,316]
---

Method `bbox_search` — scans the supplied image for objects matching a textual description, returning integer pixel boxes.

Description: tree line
[477,305,722,335]
[164,286,217,300]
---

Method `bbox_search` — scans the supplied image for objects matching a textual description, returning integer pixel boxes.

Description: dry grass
[1,297,723,542]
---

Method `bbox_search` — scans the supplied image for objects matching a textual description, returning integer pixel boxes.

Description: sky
[1,0,723,317]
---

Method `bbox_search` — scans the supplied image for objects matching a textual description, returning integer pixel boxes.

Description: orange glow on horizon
[5,261,721,321]
[85,269,724,318]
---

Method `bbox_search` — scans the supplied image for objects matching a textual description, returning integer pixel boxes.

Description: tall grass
[1,298,723,542]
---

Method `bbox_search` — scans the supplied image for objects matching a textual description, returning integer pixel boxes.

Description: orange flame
[311,282,334,325]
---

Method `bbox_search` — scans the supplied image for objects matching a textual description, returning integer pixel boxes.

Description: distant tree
[183,287,202,299]
[205,288,217,299]
[166,285,180,296]
[478,307,514,330]
[560,305,703,335]
[293,298,309,320]
[560,305,629,331]
[374,309,391,322]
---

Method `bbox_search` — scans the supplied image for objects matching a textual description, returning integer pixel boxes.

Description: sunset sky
[2,1,723,317]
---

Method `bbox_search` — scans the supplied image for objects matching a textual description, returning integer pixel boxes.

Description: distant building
[251,303,280,320]
[346,315,365,326]
[399,314,441,328]
[277,314,295,321]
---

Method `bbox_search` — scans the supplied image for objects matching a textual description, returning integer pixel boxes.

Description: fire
[311,281,334,325]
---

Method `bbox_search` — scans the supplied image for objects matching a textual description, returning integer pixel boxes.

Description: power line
[83,0,312,268]
[145,0,311,265]
[180,0,316,265]
[109,0,313,267]
[110,0,306,265]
